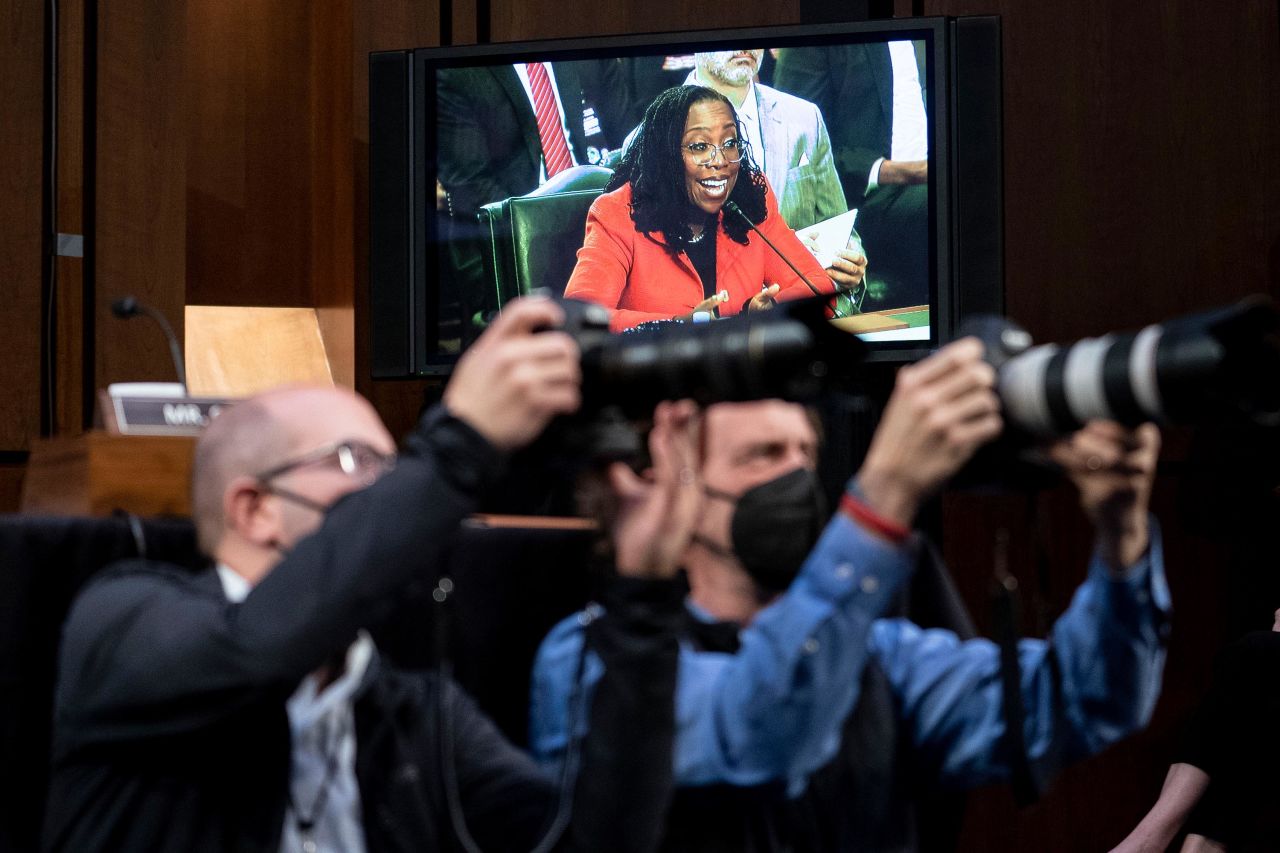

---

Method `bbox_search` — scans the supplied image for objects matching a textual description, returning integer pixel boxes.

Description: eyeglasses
[255,440,397,488]
[682,137,748,165]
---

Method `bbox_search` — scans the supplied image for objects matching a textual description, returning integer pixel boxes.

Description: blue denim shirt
[530,503,1170,797]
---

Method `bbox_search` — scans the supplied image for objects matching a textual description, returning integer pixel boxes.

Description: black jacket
[1176,630,1280,849]
[436,63,592,220]
[43,407,679,852]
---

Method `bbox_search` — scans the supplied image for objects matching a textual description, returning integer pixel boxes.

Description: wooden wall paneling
[0,0,46,451]
[797,0,883,24]
[487,0,803,42]
[357,0,441,54]
[184,0,249,307]
[238,0,314,309]
[185,0,314,310]
[94,0,187,392]
[55,0,86,435]
[931,0,1280,345]
[313,0,357,387]
[354,0,441,440]
[184,0,365,385]
[0,464,26,514]
[451,0,477,45]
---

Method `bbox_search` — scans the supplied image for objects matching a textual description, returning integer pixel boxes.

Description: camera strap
[989,528,1042,807]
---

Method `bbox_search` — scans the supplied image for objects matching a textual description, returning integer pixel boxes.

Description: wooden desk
[830,304,930,335]
[20,432,196,517]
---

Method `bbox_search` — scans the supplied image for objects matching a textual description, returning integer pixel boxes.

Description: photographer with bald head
[43,297,693,853]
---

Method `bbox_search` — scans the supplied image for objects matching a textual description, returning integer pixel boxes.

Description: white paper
[794,209,859,269]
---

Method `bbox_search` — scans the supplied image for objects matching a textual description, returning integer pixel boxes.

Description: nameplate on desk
[104,394,232,436]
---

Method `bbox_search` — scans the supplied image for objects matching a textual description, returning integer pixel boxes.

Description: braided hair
[606,84,768,249]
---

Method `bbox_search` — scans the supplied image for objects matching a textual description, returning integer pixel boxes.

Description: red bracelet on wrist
[839,493,911,544]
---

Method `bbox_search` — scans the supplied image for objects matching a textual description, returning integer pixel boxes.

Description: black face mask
[259,483,330,556]
[697,467,828,594]
[260,482,330,514]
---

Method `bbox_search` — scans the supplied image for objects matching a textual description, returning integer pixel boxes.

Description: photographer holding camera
[44,296,693,853]
[531,336,1170,852]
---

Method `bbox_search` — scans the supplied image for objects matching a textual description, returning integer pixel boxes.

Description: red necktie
[525,63,574,177]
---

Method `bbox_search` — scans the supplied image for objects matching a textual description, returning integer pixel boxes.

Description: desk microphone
[723,201,825,299]
[111,296,188,393]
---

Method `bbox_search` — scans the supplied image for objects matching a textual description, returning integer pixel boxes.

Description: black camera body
[558,295,866,418]
[486,296,868,513]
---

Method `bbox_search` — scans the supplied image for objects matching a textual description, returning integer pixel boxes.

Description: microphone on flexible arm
[111,296,189,394]
[722,200,844,318]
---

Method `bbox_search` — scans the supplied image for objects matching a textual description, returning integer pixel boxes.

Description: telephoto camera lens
[965,296,1280,437]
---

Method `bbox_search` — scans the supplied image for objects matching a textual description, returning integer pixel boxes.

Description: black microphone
[111,296,188,393]
[723,201,825,298]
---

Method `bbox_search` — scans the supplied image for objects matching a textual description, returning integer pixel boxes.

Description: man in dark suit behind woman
[436,61,620,340]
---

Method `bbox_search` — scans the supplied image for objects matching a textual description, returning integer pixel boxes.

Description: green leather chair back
[478,165,613,312]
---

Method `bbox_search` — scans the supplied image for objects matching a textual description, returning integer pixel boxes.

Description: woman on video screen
[564,85,843,332]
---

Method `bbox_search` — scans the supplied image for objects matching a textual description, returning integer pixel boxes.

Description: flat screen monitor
[370,17,1002,376]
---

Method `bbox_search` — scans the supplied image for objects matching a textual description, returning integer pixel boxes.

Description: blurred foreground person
[43,297,684,853]
[1111,608,1280,853]
[533,338,1170,851]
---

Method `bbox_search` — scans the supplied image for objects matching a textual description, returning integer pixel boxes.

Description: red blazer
[564,181,833,332]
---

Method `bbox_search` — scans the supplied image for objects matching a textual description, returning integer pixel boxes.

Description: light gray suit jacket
[748,82,849,230]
